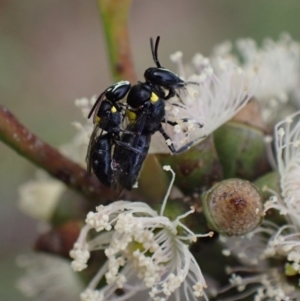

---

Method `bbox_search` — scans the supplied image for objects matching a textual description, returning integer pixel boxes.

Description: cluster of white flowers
[70,166,213,301]
[262,112,300,262]
[213,34,300,123]
[151,50,258,153]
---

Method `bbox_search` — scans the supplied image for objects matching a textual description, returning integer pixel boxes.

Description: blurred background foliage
[1,0,300,299]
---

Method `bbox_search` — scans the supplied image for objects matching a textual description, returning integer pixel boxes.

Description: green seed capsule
[202,178,264,236]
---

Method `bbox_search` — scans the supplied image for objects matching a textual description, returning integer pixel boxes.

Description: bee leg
[185,81,200,86]
[161,118,204,128]
[158,125,206,154]
[158,125,181,154]
[174,87,188,104]
[174,81,200,103]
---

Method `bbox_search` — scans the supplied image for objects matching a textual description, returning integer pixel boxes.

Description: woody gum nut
[202,178,264,236]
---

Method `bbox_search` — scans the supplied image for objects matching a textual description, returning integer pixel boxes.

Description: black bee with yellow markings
[86,81,131,187]
[87,36,201,191]
[111,37,203,191]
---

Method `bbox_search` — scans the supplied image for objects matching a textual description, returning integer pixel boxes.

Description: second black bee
[86,81,131,187]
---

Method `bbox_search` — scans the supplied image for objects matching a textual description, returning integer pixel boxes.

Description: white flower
[18,171,65,221]
[151,52,258,153]
[213,34,300,123]
[236,34,300,104]
[70,166,213,301]
[17,253,83,301]
[61,96,98,166]
[273,111,300,228]
[75,96,98,120]
[260,111,300,265]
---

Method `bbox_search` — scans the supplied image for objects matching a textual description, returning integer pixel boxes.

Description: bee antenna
[150,36,162,68]
[88,92,104,119]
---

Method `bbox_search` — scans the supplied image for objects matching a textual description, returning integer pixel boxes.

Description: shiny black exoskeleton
[112,129,150,191]
[86,81,131,187]
[88,81,131,121]
[87,37,202,191]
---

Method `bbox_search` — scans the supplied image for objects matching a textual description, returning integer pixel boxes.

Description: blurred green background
[1,1,300,300]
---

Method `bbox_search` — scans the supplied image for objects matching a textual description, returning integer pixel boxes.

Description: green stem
[97,0,136,82]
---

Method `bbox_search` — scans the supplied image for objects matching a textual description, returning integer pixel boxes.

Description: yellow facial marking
[111,106,117,113]
[126,110,136,123]
[150,92,159,103]
[95,116,101,124]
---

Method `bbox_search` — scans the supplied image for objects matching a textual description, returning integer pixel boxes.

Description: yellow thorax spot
[111,106,117,113]
[150,92,159,103]
[126,110,136,123]
[95,116,101,124]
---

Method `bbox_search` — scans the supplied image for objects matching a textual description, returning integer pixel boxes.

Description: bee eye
[150,92,159,103]
[111,106,117,113]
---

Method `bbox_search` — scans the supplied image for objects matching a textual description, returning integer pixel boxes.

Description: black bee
[86,81,131,187]
[111,37,203,190]
[87,37,203,191]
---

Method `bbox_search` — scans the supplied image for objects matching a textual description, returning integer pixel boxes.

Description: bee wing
[111,149,130,197]
[85,124,102,174]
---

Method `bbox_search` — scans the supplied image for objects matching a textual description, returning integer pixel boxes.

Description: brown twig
[0,105,114,201]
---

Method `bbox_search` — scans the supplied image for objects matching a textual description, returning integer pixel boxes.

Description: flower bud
[18,177,65,221]
[202,179,264,236]
[214,121,270,181]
